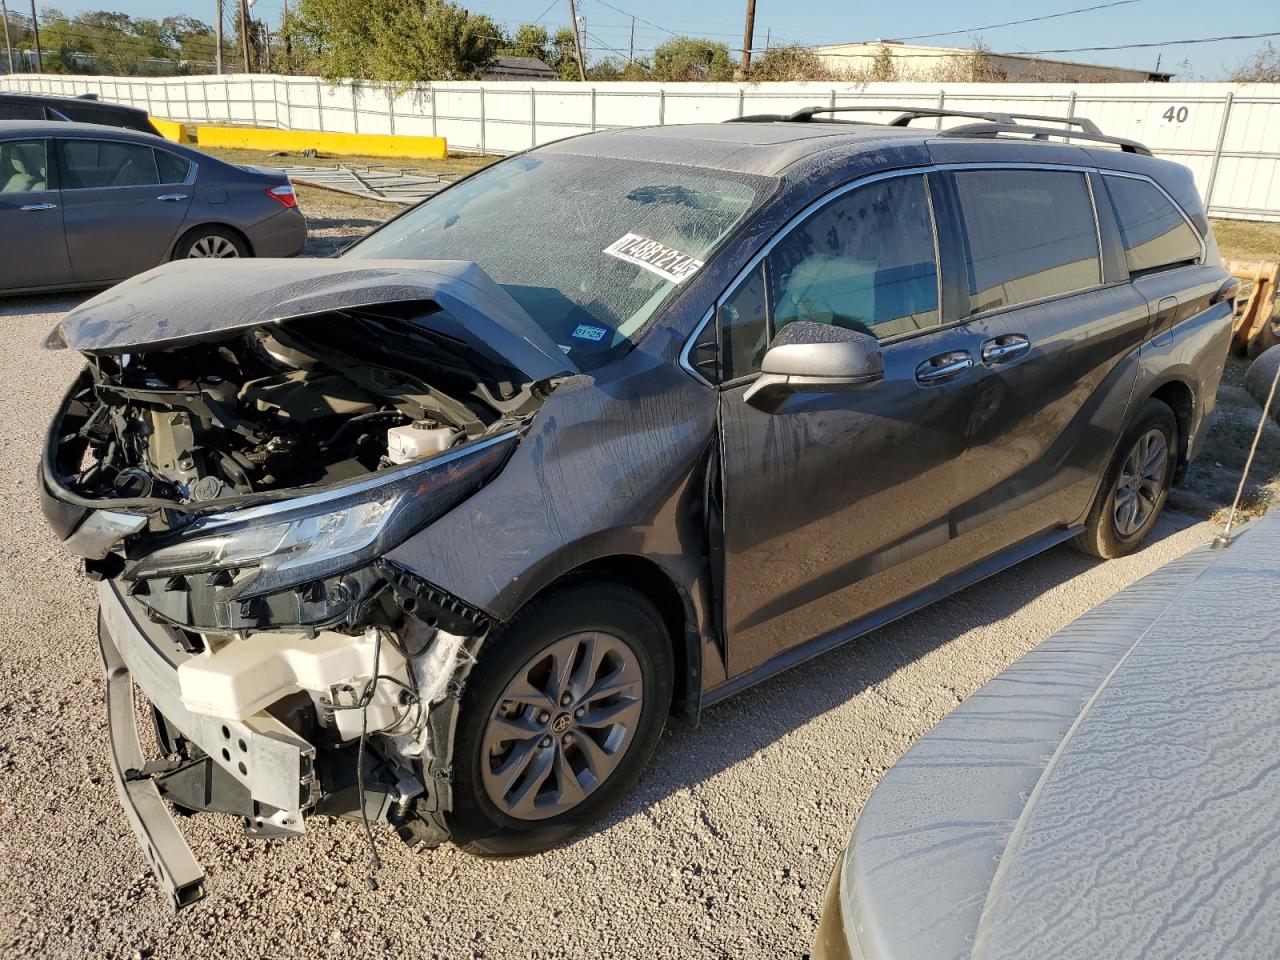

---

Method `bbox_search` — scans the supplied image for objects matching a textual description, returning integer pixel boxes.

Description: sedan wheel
[187,234,241,258]
[480,631,643,821]
[1112,428,1169,537]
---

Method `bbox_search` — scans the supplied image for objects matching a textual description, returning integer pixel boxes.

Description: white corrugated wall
[5,74,1278,221]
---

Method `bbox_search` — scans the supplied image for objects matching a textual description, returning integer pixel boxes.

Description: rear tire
[172,225,249,260]
[448,582,673,857]
[1073,398,1178,559]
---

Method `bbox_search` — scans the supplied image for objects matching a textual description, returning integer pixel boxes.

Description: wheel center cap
[551,712,573,734]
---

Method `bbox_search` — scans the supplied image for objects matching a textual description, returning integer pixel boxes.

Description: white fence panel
[4,74,1278,220]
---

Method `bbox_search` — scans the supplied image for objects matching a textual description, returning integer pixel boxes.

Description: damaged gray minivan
[40,108,1235,907]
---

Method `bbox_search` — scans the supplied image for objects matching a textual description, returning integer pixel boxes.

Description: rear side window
[954,169,1101,314]
[1103,175,1201,275]
[60,139,160,189]
[0,102,44,120]
[718,174,941,380]
[0,140,49,193]
[61,104,144,131]
[155,150,192,184]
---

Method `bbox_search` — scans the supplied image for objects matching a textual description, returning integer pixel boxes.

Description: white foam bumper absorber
[176,628,408,739]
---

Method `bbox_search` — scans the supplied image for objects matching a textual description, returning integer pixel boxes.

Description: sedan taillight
[267,183,298,209]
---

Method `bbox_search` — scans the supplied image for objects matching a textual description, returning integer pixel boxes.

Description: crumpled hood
[43,258,575,383]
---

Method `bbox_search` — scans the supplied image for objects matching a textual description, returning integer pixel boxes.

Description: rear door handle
[21,202,58,211]
[981,334,1031,364]
[915,351,974,385]
[156,193,189,202]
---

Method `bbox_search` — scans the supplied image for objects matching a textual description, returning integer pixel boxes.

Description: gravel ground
[0,220,1273,958]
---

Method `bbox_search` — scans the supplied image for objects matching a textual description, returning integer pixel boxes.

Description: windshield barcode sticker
[604,234,704,284]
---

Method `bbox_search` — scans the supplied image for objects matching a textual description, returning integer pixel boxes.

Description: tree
[293,0,500,82]
[868,42,895,81]
[549,26,580,80]
[501,23,550,63]
[1231,42,1280,82]
[650,36,733,81]
[161,14,222,65]
[749,44,834,81]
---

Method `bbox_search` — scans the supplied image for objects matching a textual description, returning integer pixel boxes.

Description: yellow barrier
[149,116,192,144]
[194,125,448,160]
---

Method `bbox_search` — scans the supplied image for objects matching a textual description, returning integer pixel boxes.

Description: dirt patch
[294,185,397,256]
[1213,218,1280,262]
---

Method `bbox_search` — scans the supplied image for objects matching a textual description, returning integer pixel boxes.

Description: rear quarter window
[1103,175,1202,275]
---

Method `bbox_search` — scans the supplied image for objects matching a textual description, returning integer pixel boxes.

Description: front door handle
[915,351,974,384]
[21,202,58,211]
[981,334,1031,364]
[155,193,189,202]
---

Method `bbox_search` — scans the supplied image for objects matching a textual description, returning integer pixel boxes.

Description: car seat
[1,143,47,193]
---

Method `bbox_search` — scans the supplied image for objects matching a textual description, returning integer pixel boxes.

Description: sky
[33,0,1280,80]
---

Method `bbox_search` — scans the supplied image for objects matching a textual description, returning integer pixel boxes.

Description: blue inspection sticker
[571,324,610,342]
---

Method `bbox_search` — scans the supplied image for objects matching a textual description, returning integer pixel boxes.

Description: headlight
[127,432,516,595]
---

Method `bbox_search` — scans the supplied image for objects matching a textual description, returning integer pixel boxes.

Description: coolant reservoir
[386,421,455,465]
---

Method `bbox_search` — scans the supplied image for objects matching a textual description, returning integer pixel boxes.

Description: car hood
[837,510,1280,960]
[43,258,575,383]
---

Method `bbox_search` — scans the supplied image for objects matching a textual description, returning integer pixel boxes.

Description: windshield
[345,152,769,369]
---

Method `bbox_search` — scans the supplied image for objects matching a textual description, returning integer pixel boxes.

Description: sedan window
[0,140,49,193]
[0,102,44,120]
[59,139,160,189]
[155,150,192,185]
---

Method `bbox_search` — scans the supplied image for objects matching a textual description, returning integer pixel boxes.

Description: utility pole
[565,0,586,81]
[214,0,223,74]
[1,0,12,74]
[28,0,40,72]
[238,0,251,73]
[740,0,755,74]
[628,16,634,64]
[281,0,291,75]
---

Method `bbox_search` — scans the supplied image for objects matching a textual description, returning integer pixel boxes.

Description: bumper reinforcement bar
[100,617,206,910]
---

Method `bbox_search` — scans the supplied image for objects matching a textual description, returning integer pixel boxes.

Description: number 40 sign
[1158,104,1190,125]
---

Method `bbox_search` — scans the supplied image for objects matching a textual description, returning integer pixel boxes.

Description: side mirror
[743,321,884,409]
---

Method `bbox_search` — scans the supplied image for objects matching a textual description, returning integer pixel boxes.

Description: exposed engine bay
[39,260,578,907]
[55,307,542,509]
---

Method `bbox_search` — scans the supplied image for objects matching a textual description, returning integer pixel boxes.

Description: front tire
[1073,398,1177,559]
[448,582,673,857]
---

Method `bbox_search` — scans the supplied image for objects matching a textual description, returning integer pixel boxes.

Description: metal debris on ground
[284,164,453,205]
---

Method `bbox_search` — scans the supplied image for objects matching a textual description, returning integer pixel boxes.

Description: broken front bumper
[97,579,319,909]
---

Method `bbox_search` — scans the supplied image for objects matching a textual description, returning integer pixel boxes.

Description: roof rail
[728,104,1104,135]
[937,121,1152,156]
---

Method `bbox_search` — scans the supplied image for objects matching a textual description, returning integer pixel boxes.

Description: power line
[1014,32,1280,56]
[763,30,1280,59]
[893,0,1142,43]
[531,0,559,26]
[588,0,677,38]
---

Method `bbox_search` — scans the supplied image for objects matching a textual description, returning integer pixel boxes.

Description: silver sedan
[0,119,306,295]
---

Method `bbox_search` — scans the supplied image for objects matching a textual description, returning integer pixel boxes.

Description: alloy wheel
[187,235,240,258]
[480,631,643,821]
[1113,427,1169,537]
